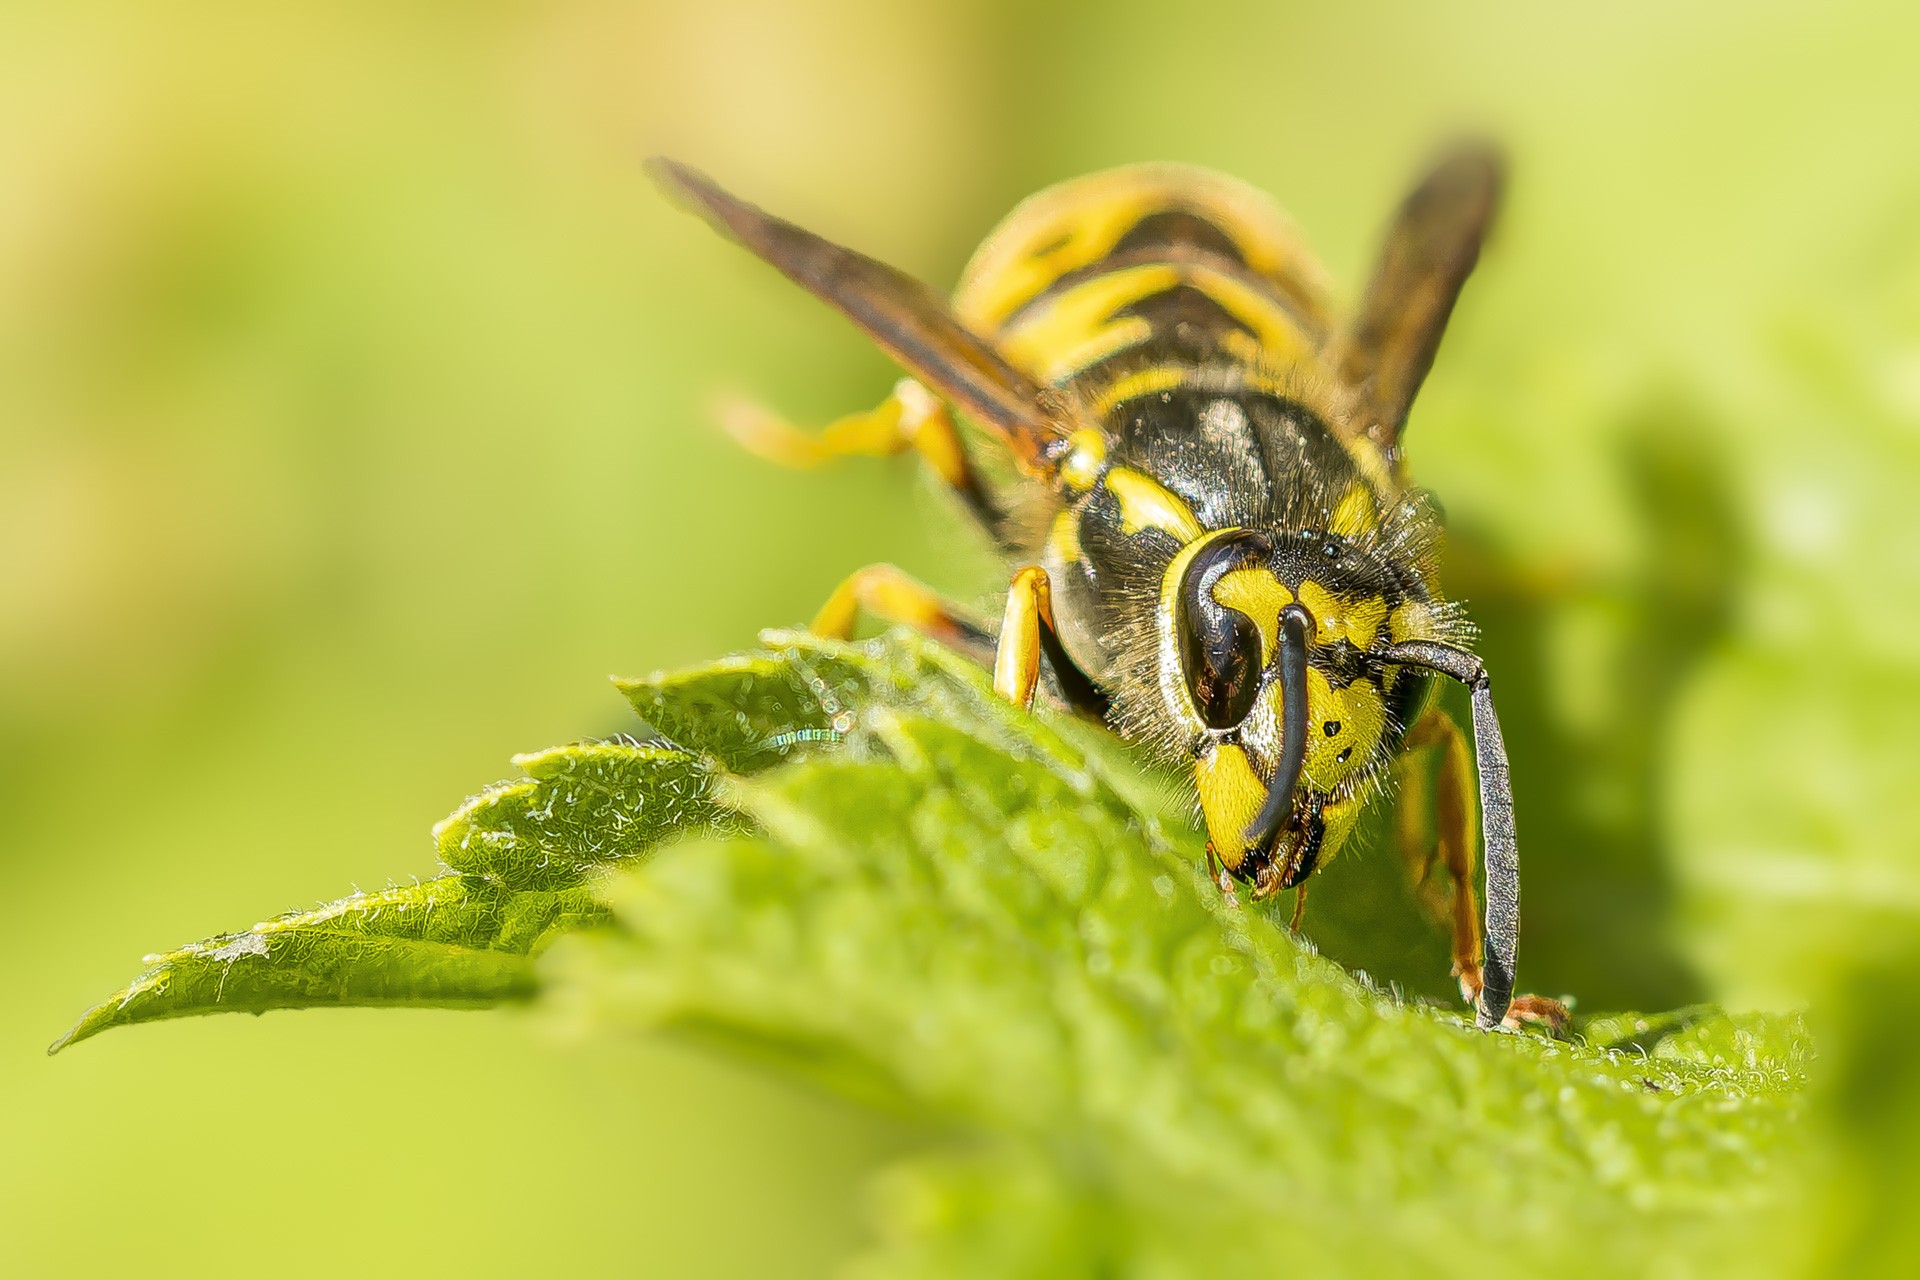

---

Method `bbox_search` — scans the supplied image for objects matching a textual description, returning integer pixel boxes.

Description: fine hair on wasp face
[1109,479,1452,767]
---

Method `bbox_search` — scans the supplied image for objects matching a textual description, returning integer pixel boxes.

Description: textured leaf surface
[618,630,1096,782]
[53,739,735,1052]
[56,629,1814,1273]
[553,633,1813,1275]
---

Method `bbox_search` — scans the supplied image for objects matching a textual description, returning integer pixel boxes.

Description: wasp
[651,148,1567,1030]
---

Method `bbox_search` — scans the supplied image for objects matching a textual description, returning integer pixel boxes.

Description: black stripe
[1109,210,1248,264]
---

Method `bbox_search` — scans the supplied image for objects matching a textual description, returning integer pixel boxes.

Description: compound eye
[1176,531,1271,730]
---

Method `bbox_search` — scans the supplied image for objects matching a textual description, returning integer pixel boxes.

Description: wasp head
[1158,526,1407,897]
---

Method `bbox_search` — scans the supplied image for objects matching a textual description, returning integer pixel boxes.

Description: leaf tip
[47,998,117,1056]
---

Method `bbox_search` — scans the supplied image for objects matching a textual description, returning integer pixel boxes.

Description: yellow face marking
[998,264,1183,385]
[1296,580,1388,651]
[1317,795,1366,866]
[1328,482,1378,540]
[1106,466,1203,543]
[1210,565,1292,664]
[1195,742,1266,872]
[1058,428,1108,491]
[1300,667,1387,792]
[1226,653,1387,798]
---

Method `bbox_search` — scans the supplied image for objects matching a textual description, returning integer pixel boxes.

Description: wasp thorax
[1175,530,1274,729]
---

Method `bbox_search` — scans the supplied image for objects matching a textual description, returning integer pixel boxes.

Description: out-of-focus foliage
[6,1,1919,1276]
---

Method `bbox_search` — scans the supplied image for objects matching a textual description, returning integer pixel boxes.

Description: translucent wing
[650,159,1063,470]
[1326,143,1503,465]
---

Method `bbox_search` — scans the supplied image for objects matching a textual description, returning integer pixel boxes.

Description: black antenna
[1372,640,1518,1028]
[1242,604,1314,859]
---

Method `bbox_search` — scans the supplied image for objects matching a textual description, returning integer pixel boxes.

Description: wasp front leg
[718,377,999,531]
[813,562,1090,718]
[992,566,1056,710]
[1396,706,1569,1033]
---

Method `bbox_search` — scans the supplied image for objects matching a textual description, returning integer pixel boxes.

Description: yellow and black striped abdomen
[953,164,1335,398]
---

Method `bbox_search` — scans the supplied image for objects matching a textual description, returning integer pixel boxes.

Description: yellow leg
[810,562,1092,720]
[719,377,988,512]
[810,563,992,662]
[1396,707,1569,1032]
[1397,709,1483,1001]
[1394,726,1439,898]
[992,566,1053,710]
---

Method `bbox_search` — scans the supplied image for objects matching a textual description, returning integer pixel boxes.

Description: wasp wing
[649,159,1062,470]
[1326,143,1502,465]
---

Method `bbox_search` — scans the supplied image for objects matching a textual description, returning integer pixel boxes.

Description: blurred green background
[4,1,1918,1275]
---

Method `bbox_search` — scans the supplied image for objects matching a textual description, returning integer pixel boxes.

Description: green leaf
[50,878,570,1053]
[547,633,1814,1274]
[53,738,735,1053]
[618,629,1099,785]
[435,739,736,891]
[56,628,1813,1274]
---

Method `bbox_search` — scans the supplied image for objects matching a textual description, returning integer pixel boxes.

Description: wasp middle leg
[810,563,996,668]
[810,562,1095,719]
[718,376,999,530]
